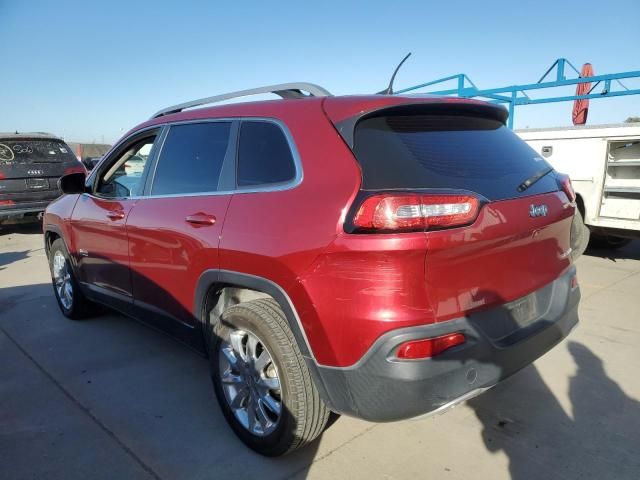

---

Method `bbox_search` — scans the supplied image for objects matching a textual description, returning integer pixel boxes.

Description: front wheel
[48,238,96,319]
[209,298,330,456]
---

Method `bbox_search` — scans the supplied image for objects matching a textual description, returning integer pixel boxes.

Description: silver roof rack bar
[151,82,332,119]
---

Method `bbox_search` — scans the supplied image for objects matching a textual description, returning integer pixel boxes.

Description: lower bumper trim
[410,386,492,421]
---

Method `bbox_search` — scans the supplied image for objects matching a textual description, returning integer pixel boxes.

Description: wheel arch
[194,270,313,360]
[195,269,337,411]
[44,227,61,257]
[43,224,83,276]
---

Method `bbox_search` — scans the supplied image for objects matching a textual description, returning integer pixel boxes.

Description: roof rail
[151,82,332,119]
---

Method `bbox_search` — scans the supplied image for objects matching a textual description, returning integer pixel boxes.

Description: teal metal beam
[395,58,640,128]
[405,70,640,97]
[511,89,640,106]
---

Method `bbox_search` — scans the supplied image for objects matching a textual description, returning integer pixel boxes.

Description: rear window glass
[151,122,231,195]
[237,121,296,187]
[353,114,557,200]
[0,139,76,164]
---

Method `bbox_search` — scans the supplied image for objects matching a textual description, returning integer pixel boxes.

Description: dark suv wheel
[570,210,590,260]
[209,298,329,456]
[48,238,96,319]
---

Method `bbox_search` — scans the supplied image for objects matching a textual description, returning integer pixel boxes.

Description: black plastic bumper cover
[0,201,50,219]
[313,267,580,422]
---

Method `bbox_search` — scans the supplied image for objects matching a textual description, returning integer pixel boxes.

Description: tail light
[396,333,466,359]
[0,200,15,206]
[352,194,480,232]
[556,173,576,203]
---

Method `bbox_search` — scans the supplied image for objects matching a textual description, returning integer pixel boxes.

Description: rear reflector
[0,200,15,206]
[353,194,480,232]
[556,173,576,203]
[396,333,466,359]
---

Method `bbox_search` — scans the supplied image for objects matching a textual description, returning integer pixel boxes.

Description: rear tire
[48,238,96,319]
[209,298,330,456]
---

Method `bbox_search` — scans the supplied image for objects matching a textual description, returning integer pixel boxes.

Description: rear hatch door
[0,138,79,203]
[325,98,574,321]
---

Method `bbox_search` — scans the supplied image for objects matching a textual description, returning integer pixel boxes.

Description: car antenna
[377,52,412,95]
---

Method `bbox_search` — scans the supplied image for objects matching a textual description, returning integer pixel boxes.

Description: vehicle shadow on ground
[467,337,640,479]
[0,221,43,270]
[0,283,325,480]
[3,279,639,479]
[0,250,31,271]
[584,239,640,262]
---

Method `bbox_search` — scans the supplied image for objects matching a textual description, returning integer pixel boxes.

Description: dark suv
[0,132,85,224]
[44,83,580,456]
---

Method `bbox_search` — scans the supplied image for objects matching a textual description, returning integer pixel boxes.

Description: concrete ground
[1,223,639,480]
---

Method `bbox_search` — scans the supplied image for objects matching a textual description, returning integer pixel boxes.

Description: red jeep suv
[44,83,579,456]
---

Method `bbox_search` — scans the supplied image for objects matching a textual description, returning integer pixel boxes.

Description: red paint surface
[70,195,136,297]
[126,195,230,325]
[45,95,575,368]
[296,191,573,366]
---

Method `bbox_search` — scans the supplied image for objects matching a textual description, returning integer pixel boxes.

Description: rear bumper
[312,266,579,422]
[0,202,50,220]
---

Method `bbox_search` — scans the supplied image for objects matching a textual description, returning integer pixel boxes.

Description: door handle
[106,211,125,220]
[185,213,216,226]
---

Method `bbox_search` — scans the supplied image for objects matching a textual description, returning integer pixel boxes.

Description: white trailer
[518,124,640,248]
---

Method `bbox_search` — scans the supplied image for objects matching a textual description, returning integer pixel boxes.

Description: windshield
[0,139,77,164]
[353,114,557,200]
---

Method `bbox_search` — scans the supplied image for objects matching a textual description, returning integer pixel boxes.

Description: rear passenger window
[237,121,296,187]
[151,122,231,195]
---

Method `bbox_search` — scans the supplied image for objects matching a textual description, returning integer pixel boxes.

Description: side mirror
[58,172,87,194]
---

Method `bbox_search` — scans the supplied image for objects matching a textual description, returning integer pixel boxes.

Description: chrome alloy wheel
[53,250,73,310]
[218,329,282,436]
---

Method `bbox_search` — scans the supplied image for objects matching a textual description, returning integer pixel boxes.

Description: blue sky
[1,0,639,144]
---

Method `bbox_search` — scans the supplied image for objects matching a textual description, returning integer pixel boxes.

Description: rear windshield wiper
[517,167,554,193]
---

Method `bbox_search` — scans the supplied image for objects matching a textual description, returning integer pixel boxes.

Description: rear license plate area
[468,291,541,344]
[508,294,538,329]
[26,178,49,190]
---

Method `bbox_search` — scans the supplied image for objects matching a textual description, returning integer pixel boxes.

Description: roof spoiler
[332,101,509,149]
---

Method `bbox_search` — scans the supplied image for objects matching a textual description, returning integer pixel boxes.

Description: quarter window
[237,121,296,187]
[96,136,155,198]
[151,122,232,195]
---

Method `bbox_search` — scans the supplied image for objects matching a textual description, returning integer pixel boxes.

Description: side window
[151,122,231,195]
[96,136,155,198]
[237,121,296,187]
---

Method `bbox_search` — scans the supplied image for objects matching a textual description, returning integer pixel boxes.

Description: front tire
[48,238,95,319]
[210,298,329,456]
